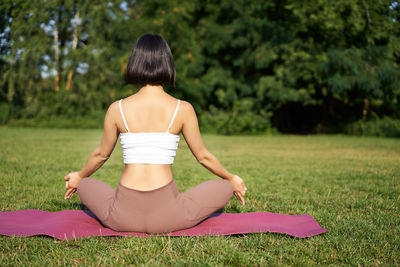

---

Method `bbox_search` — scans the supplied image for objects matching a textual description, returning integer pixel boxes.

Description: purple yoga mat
[0,210,326,240]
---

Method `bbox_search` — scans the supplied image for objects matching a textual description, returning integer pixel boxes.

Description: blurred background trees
[1,0,399,136]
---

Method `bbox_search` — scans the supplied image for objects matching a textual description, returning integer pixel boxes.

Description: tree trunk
[362,98,369,120]
[54,26,60,92]
[363,2,372,28]
[66,9,80,91]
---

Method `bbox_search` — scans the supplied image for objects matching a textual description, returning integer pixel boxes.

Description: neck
[139,84,165,94]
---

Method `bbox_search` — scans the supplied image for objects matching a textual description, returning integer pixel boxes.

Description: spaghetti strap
[167,99,180,132]
[119,99,130,132]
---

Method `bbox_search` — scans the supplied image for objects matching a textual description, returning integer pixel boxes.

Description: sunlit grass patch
[0,127,399,265]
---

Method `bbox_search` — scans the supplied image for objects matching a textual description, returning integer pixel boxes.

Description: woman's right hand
[229,175,247,205]
[64,172,83,200]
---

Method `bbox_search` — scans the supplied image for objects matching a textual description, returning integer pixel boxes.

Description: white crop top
[119,99,181,164]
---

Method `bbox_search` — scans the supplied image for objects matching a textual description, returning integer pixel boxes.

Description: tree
[1,0,399,133]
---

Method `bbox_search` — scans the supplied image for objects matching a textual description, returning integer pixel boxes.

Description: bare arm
[78,104,119,178]
[181,102,234,181]
[64,102,119,199]
[181,102,247,204]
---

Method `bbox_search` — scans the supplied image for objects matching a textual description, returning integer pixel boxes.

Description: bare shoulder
[178,101,198,132]
[179,100,196,116]
[109,100,120,111]
[105,100,121,121]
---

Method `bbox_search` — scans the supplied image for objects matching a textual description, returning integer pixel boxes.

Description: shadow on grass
[50,199,87,210]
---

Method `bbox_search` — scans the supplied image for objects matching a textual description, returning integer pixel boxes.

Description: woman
[64,33,247,233]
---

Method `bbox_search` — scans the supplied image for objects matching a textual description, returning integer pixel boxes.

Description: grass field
[0,126,399,266]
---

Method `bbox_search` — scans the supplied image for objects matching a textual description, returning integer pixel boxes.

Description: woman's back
[117,88,181,134]
[116,86,183,191]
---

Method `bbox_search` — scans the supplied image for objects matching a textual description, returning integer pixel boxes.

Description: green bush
[200,99,277,135]
[346,117,400,138]
[0,103,11,124]
[8,111,105,129]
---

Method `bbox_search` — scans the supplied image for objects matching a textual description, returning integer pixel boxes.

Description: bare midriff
[119,164,174,191]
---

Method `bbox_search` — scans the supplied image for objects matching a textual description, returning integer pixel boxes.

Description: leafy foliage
[1,0,399,134]
[200,99,275,135]
[346,117,400,137]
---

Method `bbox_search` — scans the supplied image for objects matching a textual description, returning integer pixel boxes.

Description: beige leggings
[77,178,233,233]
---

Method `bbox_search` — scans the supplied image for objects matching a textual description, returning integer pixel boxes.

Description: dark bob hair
[125,34,175,86]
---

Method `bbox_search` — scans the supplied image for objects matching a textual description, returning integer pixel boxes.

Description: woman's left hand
[229,175,247,205]
[64,172,83,200]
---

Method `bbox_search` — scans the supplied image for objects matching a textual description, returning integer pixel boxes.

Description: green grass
[0,126,399,266]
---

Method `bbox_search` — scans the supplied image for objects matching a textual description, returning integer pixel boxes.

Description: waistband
[117,179,175,193]
[115,179,179,210]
